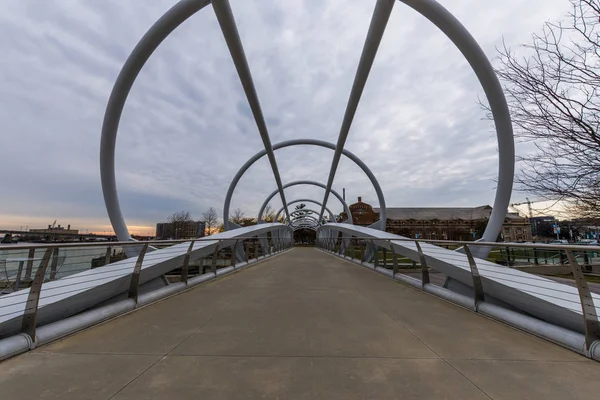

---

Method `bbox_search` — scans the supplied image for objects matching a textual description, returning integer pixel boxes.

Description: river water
[0,243,121,281]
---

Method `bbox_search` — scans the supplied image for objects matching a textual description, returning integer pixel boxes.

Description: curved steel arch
[99,0,513,258]
[291,216,320,227]
[100,0,211,242]
[289,214,321,226]
[275,199,335,223]
[399,0,514,255]
[224,139,386,230]
[258,180,352,224]
[292,219,319,226]
[292,225,317,232]
[289,209,321,219]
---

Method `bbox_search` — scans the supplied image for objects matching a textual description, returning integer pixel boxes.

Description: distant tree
[202,207,219,236]
[263,204,276,222]
[168,210,193,224]
[230,208,245,225]
[240,217,258,227]
[486,0,600,218]
[167,211,193,239]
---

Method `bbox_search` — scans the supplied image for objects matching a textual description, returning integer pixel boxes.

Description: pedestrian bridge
[2,0,600,397]
[2,247,599,399]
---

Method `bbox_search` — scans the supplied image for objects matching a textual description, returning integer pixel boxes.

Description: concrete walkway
[1,247,599,399]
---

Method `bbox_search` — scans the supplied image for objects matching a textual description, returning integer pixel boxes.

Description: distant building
[530,216,557,239]
[155,221,206,240]
[29,224,79,240]
[339,197,532,242]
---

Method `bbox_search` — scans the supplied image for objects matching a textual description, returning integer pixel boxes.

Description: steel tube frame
[100,0,513,262]
[319,0,395,222]
[257,180,353,224]
[287,211,325,228]
[290,215,320,227]
[320,0,514,257]
[223,139,387,230]
[100,0,211,242]
[398,0,514,256]
[212,0,290,222]
[274,199,335,223]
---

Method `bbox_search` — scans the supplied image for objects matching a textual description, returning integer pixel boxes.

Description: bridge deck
[1,248,599,399]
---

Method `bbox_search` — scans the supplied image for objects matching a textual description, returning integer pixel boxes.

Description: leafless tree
[230,208,245,225]
[202,207,219,236]
[240,217,258,227]
[487,0,600,218]
[263,204,276,222]
[167,211,193,224]
[167,211,194,239]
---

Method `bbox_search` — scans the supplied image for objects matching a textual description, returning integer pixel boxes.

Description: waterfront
[0,243,122,287]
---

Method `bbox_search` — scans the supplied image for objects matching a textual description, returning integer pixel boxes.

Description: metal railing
[316,235,600,352]
[0,235,292,344]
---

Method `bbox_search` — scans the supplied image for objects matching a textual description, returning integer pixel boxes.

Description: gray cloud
[0,0,569,231]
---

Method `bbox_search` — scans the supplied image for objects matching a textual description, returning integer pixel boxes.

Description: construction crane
[510,198,545,238]
[510,198,533,219]
[50,220,57,229]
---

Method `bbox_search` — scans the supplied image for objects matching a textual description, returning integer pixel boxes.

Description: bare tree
[167,211,194,239]
[230,208,245,225]
[263,204,276,222]
[240,217,258,227]
[168,211,193,224]
[487,0,600,218]
[202,207,219,236]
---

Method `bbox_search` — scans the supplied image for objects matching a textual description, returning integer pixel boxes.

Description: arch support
[223,139,386,231]
[258,180,352,224]
[275,199,335,224]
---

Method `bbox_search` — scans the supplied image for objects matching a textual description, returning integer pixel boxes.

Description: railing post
[24,248,35,280]
[390,244,398,276]
[14,261,25,292]
[49,247,60,281]
[104,245,112,267]
[583,251,591,272]
[415,241,429,287]
[565,249,600,349]
[371,240,378,268]
[359,241,365,264]
[464,245,485,309]
[128,243,149,303]
[211,243,221,274]
[180,240,196,285]
[21,248,53,342]
[383,248,387,268]
[230,240,238,268]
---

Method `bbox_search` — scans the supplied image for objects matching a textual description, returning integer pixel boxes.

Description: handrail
[0,236,279,251]
[317,236,600,252]
[0,232,295,353]
[318,234,600,356]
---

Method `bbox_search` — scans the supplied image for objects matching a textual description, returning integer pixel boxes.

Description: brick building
[339,197,532,242]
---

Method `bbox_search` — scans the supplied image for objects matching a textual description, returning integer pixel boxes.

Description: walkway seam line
[340,255,495,400]
[106,252,285,400]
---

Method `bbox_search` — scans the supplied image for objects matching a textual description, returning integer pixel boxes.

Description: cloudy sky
[0,0,570,234]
